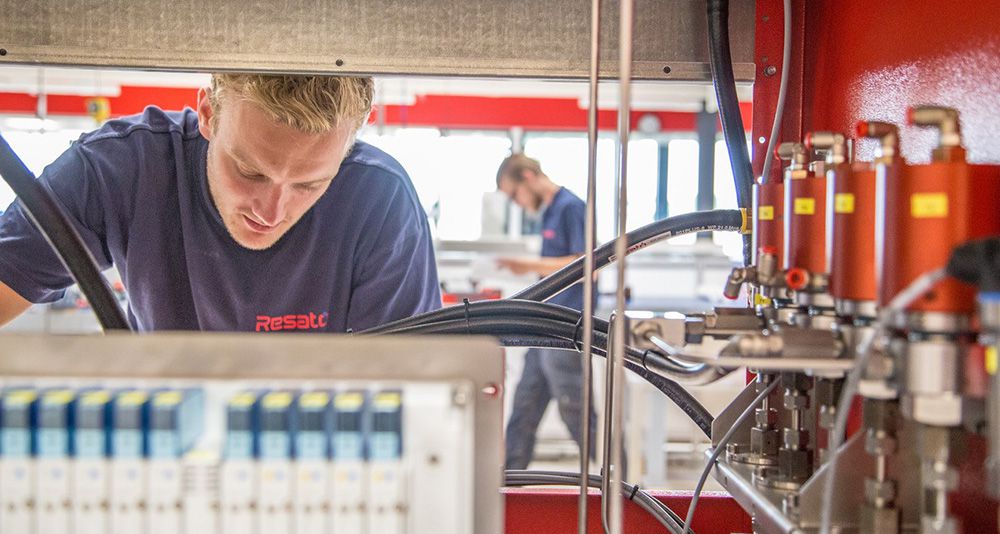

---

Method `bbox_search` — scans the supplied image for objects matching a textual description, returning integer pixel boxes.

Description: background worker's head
[496,154,553,214]
[196,74,374,250]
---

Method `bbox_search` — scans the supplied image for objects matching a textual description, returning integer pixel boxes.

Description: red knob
[785,267,810,291]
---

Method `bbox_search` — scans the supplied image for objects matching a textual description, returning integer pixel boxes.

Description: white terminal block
[0,457,35,534]
[182,451,220,534]
[110,458,147,534]
[368,460,408,534]
[294,460,333,534]
[35,457,72,533]
[147,458,185,534]
[258,459,295,533]
[73,458,111,534]
[331,460,368,533]
[220,459,257,534]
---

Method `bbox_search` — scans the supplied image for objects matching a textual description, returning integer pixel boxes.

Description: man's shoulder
[340,140,410,183]
[77,107,200,147]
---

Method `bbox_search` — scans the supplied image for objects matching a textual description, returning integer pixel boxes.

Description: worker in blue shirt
[496,154,596,469]
[0,74,441,331]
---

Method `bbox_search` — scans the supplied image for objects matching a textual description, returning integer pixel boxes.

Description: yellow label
[758,205,774,221]
[5,390,37,405]
[263,391,293,409]
[300,392,330,408]
[794,197,816,215]
[119,391,148,406]
[335,392,364,410]
[373,391,401,409]
[153,391,183,406]
[82,391,111,405]
[911,193,949,218]
[229,392,257,407]
[834,193,855,214]
[43,390,75,405]
[987,346,998,376]
[753,294,772,307]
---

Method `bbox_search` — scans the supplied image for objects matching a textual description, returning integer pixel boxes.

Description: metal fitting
[864,478,898,507]
[783,392,809,411]
[908,105,962,149]
[804,131,847,165]
[751,426,780,456]
[782,428,810,450]
[856,120,899,163]
[755,407,778,427]
[777,448,813,482]
[865,433,898,457]
[903,339,964,426]
[777,141,811,181]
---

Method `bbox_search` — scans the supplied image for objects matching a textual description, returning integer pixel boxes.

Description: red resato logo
[255,312,329,332]
[542,229,556,239]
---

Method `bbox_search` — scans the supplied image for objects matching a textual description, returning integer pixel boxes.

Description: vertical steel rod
[579,0,601,532]
[604,0,634,532]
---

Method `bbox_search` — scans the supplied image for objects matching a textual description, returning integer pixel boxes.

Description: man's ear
[519,169,537,183]
[196,87,214,141]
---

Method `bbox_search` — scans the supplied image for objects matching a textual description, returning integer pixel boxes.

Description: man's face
[197,88,355,250]
[498,172,542,214]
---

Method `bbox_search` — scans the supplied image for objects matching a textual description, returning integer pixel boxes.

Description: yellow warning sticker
[987,346,998,376]
[758,205,774,221]
[911,193,948,218]
[834,193,855,214]
[794,197,816,215]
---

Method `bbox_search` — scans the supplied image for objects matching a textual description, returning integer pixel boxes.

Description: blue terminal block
[36,389,76,458]
[1,387,38,458]
[332,390,367,461]
[111,390,150,459]
[74,390,113,459]
[258,391,297,460]
[148,389,204,459]
[296,391,332,460]
[368,390,403,461]
[224,390,262,460]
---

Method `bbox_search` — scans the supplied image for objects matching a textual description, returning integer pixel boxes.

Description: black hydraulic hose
[495,334,712,437]
[382,317,715,436]
[364,299,609,336]
[0,133,130,331]
[512,209,744,302]
[707,0,754,266]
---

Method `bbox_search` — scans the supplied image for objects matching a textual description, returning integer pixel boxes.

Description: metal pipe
[579,0,601,530]
[604,0,633,531]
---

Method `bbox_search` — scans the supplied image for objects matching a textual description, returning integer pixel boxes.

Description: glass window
[523,135,659,243]
[665,138,700,245]
[0,127,87,209]
[361,128,512,241]
[713,139,748,260]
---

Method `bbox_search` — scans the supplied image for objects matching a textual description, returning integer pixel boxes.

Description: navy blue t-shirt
[0,107,442,332]
[540,187,586,311]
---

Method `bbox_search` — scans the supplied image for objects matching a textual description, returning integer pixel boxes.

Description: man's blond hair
[208,73,374,134]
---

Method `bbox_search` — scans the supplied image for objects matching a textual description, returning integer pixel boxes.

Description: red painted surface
[802,1,1000,165]
[503,488,750,534]
[0,87,752,134]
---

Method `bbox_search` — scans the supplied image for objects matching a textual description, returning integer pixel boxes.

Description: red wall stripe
[0,86,752,134]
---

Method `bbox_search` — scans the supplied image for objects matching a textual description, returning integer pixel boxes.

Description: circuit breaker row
[0,386,408,534]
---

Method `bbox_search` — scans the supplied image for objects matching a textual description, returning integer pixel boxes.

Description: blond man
[0,74,441,331]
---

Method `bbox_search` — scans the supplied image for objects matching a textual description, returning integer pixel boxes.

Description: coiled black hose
[0,133,130,331]
[707,0,754,266]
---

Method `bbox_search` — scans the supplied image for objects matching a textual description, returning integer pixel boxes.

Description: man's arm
[0,281,32,326]
[497,255,577,277]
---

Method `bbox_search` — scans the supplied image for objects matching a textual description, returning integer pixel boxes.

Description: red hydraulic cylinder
[877,107,1000,314]
[784,168,827,280]
[754,180,785,268]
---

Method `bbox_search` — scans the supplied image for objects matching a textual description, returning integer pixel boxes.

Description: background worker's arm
[497,255,577,277]
[0,281,32,326]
